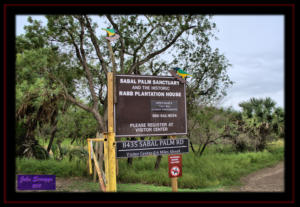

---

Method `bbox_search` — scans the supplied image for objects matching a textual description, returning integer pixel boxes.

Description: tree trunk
[189,139,196,153]
[154,155,162,170]
[127,137,136,166]
[196,143,203,155]
[47,120,58,153]
[154,136,167,170]
[199,143,208,156]
[139,137,145,160]
[127,157,133,165]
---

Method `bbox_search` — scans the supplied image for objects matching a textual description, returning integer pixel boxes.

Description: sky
[15,15,284,111]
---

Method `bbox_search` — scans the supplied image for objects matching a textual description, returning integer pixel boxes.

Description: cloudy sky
[16,15,284,111]
[210,15,284,111]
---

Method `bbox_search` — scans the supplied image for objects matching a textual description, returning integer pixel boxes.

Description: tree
[222,97,285,152]
[239,97,277,124]
[19,14,232,133]
[55,106,99,144]
[17,15,233,164]
[15,47,70,158]
[272,107,285,138]
[15,18,77,158]
[188,106,228,156]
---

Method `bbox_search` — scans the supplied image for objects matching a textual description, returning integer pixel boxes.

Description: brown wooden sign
[114,75,187,137]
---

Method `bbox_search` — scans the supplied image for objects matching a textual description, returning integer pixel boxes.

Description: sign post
[170,135,178,192]
[107,72,116,192]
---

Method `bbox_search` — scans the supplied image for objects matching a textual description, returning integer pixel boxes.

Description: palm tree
[272,107,285,137]
[240,97,276,124]
[263,97,276,123]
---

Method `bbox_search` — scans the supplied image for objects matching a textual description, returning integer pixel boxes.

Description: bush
[33,144,49,160]
[234,133,255,152]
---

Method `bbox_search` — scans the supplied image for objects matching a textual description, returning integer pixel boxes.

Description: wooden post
[88,139,92,174]
[107,40,117,74]
[104,134,109,189]
[93,141,99,182]
[99,140,104,175]
[91,145,106,192]
[170,135,178,192]
[97,132,104,181]
[107,72,117,192]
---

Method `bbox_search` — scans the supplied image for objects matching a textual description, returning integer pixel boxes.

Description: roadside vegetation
[16,139,283,190]
[16,95,284,191]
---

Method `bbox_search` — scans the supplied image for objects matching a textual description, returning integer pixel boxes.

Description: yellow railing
[87,137,108,192]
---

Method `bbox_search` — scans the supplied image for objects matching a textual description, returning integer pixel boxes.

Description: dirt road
[221,161,284,192]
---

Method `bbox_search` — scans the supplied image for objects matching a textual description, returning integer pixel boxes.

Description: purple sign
[17,175,56,190]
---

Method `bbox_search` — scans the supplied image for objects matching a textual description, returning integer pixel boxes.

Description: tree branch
[78,16,99,110]
[83,15,108,74]
[47,72,93,113]
[128,25,196,74]
[62,26,84,66]
[134,25,157,55]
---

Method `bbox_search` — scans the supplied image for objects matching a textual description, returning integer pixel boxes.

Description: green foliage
[220,97,285,152]
[19,138,49,160]
[239,97,284,135]
[188,106,232,156]
[18,14,233,127]
[16,158,88,177]
[32,145,49,160]
[56,106,98,143]
[117,183,217,192]
[16,15,234,158]
[51,143,59,159]
[15,19,82,159]
[117,141,283,189]
[16,121,27,156]
[16,140,283,190]
[68,148,89,164]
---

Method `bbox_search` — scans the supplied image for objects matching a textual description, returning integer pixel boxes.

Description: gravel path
[220,161,284,192]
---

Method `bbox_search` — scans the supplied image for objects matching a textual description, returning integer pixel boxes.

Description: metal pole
[107,72,117,192]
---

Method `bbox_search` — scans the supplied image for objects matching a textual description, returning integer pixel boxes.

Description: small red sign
[168,155,182,177]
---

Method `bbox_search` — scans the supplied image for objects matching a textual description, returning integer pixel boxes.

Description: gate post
[107,72,117,192]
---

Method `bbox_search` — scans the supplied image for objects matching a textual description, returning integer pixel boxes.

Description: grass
[37,137,87,148]
[117,139,284,189]
[16,139,284,191]
[117,183,220,192]
[16,157,89,177]
[58,180,219,192]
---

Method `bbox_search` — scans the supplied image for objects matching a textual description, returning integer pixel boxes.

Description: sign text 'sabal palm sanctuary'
[115,75,187,137]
